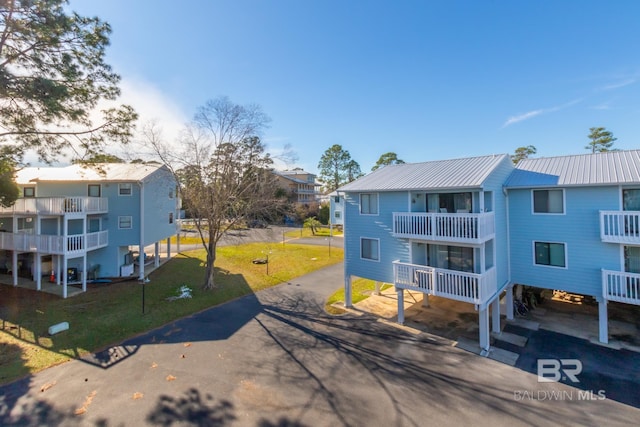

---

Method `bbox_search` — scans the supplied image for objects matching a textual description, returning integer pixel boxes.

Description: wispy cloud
[502,98,582,128]
[601,78,636,91]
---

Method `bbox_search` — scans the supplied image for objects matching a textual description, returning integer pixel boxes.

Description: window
[88,184,101,197]
[533,189,564,213]
[623,189,640,211]
[534,242,566,268]
[169,212,174,224]
[361,238,379,261]
[23,187,35,197]
[360,193,378,215]
[119,183,132,196]
[334,211,341,219]
[88,218,100,233]
[334,196,340,203]
[118,216,132,229]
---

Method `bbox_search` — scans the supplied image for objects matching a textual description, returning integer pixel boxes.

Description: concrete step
[491,330,528,347]
[454,337,520,366]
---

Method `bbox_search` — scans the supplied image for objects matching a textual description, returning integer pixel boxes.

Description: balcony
[0,231,108,255]
[393,261,497,305]
[392,211,495,244]
[0,197,108,216]
[602,269,640,305]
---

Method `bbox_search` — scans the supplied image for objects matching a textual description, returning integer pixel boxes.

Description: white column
[506,285,514,320]
[397,289,405,324]
[154,241,160,267]
[82,254,87,292]
[138,244,145,281]
[11,251,18,286]
[374,281,381,296]
[598,298,608,344]
[479,306,490,351]
[166,237,171,259]
[344,275,353,308]
[422,293,430,308]
[63,256,68,299]
[36,253,42,290]
[491,299,501,333]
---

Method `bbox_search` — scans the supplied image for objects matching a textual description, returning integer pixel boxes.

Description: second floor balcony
[393,211,495,244]
[0,231,108,255]
[0,197,108,216]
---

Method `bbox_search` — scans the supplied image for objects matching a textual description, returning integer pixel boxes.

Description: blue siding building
[339,150,640,349]
[0,163,180,298]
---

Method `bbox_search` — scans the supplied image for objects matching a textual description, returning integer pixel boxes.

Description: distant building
[272,169,321,204]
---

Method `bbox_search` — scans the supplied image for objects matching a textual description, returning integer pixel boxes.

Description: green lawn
[325,278,391,314]
[0,242,343,385]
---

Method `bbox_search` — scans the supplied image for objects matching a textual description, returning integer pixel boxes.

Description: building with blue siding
[338,150,640,350]
[0,163,180,298]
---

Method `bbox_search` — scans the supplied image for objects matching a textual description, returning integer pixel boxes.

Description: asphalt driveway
[1,263,639,426]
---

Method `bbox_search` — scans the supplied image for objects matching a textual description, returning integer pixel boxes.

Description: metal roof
[505,150,640,187]
[338,154,511,192]
[16,163,167,184]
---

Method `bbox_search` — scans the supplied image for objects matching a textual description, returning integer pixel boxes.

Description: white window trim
[118,215,133,229]
[119,183,133,196]
[360,237,380,262]
[532,240,568,269]
[88,184,101,197]
[531,188,565,215]
[360,193,379,216]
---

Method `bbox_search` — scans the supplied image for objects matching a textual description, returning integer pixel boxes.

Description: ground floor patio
[352,286,640,354]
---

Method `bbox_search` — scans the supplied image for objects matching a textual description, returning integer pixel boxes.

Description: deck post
[11,251,18,286]
[344,275,352,308]
[397,289,405,324]
[479,306,490,351]
[598,297,608,344]
[374,281,381,295]
[422,293,430,307]
[491,299,501,333]
[505,285,514,320]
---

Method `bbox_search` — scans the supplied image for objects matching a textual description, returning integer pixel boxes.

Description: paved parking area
[2,263,639,426]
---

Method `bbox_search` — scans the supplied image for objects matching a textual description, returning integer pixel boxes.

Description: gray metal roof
[17,163,167,184]
[505,150,640,188]
[338,154,511,192]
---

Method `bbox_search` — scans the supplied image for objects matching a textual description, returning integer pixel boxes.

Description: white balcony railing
[0,197,108,215]
[602,269,640,305]
[393,211,495,243]
[393,261,497,305]
[0,231,108,254]
[599,211,640,243]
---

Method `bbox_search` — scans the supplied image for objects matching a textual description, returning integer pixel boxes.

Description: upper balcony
[392,211,495,244]
[393,261,497,305]
[600,211,640,244]
[0,230,108,255]
[0,197,108,216]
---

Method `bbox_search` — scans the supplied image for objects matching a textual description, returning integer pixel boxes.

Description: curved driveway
[2,244,639,425]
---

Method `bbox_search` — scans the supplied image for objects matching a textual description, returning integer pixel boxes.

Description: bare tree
[144,97,286,290]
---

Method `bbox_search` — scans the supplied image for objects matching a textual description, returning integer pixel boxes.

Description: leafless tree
[143,97,287,290]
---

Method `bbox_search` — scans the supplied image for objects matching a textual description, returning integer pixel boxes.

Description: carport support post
[491,299,501,333]
[598,297,608,344]
[479,306,490,351]
[505,285,514,321]
[397,289,405,324]
[344,275,353,308]
[374,281,381,296]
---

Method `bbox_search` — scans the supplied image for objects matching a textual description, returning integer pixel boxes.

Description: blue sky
[72,0,640,174]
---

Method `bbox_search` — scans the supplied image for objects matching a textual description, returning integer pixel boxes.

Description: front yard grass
[0,242,343,385]
[325,279,392,314]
